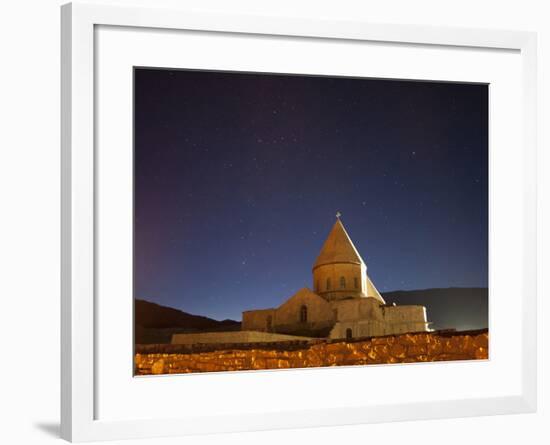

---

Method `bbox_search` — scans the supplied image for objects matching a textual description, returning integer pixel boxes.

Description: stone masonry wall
[171,330,312,345]
[135,329,488,375]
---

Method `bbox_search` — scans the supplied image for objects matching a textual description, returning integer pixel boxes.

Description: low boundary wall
[135,329,488,375]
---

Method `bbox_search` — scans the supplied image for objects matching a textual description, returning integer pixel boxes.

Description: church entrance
[346,328,353,340]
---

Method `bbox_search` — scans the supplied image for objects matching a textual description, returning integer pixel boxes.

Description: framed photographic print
[132,68,490,376]
[61,2,537,442]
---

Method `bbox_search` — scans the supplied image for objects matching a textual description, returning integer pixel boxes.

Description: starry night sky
[134,68,488,321]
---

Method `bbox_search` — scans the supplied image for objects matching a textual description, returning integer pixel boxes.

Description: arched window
[354,277,359,289]
[266,315,272,331]
[326,278,331,290]
[316,280,319,292]
[346,328,353,340]
[300,305,308,323]
[340,276,346,288]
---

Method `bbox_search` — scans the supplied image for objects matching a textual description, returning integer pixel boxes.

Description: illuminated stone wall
[135,329,488,375]
[172,330,312,345]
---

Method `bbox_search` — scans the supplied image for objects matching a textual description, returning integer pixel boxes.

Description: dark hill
[135,299,241,344]
[135,299,240,330]
[382,287,488,331]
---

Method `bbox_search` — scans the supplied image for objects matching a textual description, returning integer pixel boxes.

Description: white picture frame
[61,2,537,442]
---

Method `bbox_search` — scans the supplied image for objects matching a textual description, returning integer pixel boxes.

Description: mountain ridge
[135,299,240,330]
[382,287,488,331]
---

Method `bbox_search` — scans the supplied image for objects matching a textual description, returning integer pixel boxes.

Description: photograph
[133,68,489,376]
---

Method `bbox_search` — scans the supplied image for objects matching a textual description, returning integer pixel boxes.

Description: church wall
[382,305,427,323]
[332,297,384,322]
[329,301,430,338]
[242,308,276,332]
[242,289,336,334]
[312,262,366,301]
[273,320,335,337]
[330,319,430,339]
[275,289,333,326]
[330,320,387,338]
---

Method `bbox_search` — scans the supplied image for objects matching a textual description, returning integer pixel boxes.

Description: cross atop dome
[336,211,342,219]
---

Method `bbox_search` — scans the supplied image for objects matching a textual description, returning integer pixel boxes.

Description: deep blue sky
[134,68,488,321]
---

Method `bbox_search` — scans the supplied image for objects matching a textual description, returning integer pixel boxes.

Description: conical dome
[312,217,384,303]
[313,218,364,269]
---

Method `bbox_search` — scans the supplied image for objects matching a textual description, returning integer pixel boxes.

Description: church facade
[242,217,432,339]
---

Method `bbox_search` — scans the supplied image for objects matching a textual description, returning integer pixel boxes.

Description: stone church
[242,216,432,339]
